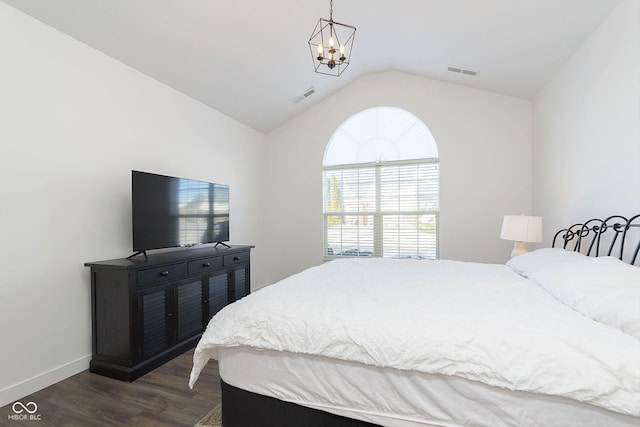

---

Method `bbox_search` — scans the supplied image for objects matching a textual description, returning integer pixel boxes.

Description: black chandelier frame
[308,0,356,77]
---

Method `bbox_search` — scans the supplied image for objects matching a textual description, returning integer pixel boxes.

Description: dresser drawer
[138,263,186,285]
[188,256,223,275]
[223,252,249,266]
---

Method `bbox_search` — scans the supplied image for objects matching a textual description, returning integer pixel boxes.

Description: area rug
[194,403,222,427]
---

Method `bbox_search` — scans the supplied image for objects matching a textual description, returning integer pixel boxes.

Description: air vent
[292,87,315,104]
[448,66,478,77]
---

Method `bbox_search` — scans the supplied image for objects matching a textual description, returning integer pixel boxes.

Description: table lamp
[500,215,543,257]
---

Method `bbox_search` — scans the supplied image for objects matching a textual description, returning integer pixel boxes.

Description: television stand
[215,241,231,249]
[126,250,148,261]
[85,244,253,381]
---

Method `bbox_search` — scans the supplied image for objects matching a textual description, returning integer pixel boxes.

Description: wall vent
[448,66,478,77]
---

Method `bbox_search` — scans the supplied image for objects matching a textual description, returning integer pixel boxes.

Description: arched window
[323,107,439,259]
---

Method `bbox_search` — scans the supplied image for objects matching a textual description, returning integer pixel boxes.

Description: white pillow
[529,256,640,341]
[506,248,586,278]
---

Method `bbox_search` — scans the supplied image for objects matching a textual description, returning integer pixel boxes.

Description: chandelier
[308,0,356,77]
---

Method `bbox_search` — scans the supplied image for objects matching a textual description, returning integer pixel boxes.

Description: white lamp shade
[500,215,543,243]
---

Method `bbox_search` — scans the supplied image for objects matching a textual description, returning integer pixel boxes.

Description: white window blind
[323,159,439,259]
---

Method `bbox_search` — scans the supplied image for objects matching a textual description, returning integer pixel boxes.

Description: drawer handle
[233,256,240,261]
[203,262,211,267]
[160,271,170,277]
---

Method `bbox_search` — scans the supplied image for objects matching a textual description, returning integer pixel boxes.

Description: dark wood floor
[0,349,221,427]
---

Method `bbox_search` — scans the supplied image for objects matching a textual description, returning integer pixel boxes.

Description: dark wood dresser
[85,245,253,381]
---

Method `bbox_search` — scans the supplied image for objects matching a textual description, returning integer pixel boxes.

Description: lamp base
[510,241,528,258]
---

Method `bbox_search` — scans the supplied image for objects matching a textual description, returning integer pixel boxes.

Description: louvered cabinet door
[138,284,171,360]
[175,279,204,342]
[233,266,249,301]
[205,272,229,322]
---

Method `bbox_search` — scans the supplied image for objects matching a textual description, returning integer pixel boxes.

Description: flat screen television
[131,170,229,254]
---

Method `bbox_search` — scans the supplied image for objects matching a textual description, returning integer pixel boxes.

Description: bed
[189,215,640,427]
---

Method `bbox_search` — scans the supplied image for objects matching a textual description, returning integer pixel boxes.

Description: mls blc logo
[8,401,41,421]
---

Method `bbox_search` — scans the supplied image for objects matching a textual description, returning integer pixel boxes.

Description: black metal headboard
[552,214,640,265]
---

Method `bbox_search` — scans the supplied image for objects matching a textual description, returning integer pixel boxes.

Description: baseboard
[0,354,91,408]
[251,282,271,292]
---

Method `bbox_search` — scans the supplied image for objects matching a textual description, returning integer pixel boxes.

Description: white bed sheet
[191,257,640,422]
[219,346,640,427]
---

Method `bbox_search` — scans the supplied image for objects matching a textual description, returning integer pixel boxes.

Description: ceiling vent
[448,66,479,77]
[292,87,316,104]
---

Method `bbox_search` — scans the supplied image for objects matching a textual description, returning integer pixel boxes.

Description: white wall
[0,3,266,407]
[533,0,640,242]
[263,71,532,283]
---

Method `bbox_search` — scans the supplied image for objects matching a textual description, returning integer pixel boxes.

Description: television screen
[132,170,229,252]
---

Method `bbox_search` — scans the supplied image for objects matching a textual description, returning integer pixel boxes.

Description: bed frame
[552,214,640,265]
[221,214,640,427]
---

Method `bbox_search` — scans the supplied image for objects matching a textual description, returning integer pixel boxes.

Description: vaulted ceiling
[2,0,621,133]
